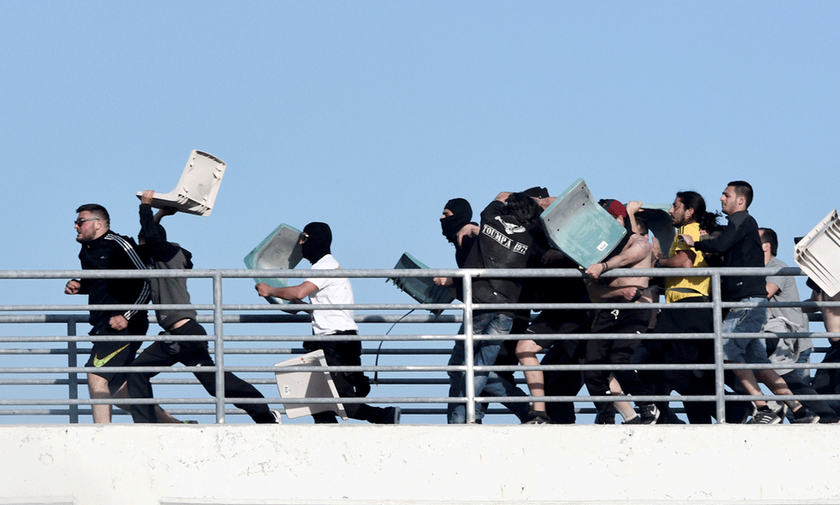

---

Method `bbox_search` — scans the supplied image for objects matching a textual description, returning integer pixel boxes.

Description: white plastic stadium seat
[243,223,304,304]
[795,209,840,297]
[274,350,348,420]
[136,150,226,216]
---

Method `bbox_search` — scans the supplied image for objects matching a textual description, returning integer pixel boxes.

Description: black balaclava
[301,222,332,264]
[440,198,472,244]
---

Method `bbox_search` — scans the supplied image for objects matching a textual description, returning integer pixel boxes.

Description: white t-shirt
[305,254,358,335]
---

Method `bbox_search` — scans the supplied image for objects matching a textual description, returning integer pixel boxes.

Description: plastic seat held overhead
[136,150,226,216]
[274,350,348,420]
[795,209,840,297]
[243,224,304,304]
[540,178,627,268]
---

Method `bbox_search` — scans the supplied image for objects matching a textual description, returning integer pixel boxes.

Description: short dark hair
[503,192,542,226]
[727,180,754,208]
[75,203,110,227]
[759,227,778,257]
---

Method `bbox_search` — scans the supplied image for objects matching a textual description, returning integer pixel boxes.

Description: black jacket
[77,231,150,331]
[463,200,540,313]
[694,210,766,301]
[138,204,197,330]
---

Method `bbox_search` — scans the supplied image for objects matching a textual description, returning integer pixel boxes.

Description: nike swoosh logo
[92,343,131,367]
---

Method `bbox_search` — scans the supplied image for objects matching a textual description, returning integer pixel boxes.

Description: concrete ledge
[1,424,837,504]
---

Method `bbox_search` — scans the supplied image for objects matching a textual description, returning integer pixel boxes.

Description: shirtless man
[581,199,654,423]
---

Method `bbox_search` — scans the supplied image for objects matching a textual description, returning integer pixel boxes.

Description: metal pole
[463,273,476,423]
[711,272,726,423]
[213,272,226,423]
[67,316,79,424]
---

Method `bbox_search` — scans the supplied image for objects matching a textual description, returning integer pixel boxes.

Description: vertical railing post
[462,272,476,423]
[711,272,726,423]
[213,272,226,423]
[67,316,79,424]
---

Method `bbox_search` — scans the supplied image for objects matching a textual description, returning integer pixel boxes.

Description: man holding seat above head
[127,191,279,424]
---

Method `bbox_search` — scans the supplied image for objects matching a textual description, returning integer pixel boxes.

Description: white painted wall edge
[0,424,837,504]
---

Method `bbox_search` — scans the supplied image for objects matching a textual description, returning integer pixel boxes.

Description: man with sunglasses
[65,203,152,423]
[256,222,400,424]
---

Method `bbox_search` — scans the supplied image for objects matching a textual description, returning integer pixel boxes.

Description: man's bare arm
[585,235,651,280]
[256,281,319,301]
[658,249,695,268]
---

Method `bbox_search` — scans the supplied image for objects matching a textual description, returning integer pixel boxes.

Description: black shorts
[87,320,145,393]
[86,341,142,393]
[526,309,592,349]
[590,307,650,335]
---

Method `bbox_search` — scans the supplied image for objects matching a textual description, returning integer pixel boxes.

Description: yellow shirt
[664,222,710,303]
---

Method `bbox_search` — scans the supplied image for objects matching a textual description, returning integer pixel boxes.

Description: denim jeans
[722,298,769,363]
[448,312,513,423]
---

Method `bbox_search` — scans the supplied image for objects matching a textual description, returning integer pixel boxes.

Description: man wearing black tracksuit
[65,203,151,423]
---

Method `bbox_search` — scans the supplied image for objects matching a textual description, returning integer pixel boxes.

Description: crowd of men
[66,180,840,424]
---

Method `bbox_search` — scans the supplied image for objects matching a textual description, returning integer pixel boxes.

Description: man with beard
[65,203,152,423]
[434,197,530,424]
[256,222,400,424]
[624,191,722,423]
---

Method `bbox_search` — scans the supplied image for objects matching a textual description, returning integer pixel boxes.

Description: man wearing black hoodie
[255,222,400,424]
[435,198,530,424]
[128,190,278,424]
[445,192,543,424]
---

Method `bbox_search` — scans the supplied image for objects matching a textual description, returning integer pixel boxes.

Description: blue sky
[1,2,838,423]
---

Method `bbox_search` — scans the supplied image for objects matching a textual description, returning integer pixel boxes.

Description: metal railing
[1,266,838,424]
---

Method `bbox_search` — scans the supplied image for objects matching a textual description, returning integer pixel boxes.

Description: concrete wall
[1,424,837,505]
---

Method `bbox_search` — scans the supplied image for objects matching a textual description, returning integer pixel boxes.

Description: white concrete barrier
[1,424,837,504]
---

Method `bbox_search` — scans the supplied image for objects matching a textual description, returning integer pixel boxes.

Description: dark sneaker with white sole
[639,404,660,424]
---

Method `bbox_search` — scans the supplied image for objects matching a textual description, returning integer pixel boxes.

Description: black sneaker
[792,409,820,424]
[749,408,782,424]
[383,406,401,424]
[639,404,660,424]
[524,410,551,425]
[622,414,641,424]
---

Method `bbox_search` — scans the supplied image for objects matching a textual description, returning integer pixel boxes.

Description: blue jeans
[448,312,513,423]
[796,348,812,380]
[722,298,769,363]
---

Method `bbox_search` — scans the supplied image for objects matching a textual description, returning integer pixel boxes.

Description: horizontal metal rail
[1,266,838,424]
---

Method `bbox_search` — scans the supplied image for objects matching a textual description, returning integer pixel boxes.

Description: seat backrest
[135,150,226,216]
[795,209,840,297]
[540,178,627,268]
[274,350,348,420]
[387,253,455,314]
[244,224,304,304]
